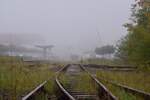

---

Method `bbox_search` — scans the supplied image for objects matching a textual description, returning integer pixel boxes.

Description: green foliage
[117,3,150,66]
[95,45,115,55]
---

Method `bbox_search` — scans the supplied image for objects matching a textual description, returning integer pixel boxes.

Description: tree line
[116,1,150,67]
[95,1,150,67]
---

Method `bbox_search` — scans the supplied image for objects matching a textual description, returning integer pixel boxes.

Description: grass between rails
[96,70,150,93]
[59,72,97,93]
[0,56,55,100]
[72,72,96,93]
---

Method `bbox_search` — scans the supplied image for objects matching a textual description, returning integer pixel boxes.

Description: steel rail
[84,64,137,71]
[97,77,150,100]
[55,64,76,100]
[79,64,117,100]
[82,64,150,99]
[22,81,47,100]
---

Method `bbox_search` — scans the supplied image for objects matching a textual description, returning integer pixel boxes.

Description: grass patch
[0,56,55,100]
[96,70,150,93]
[100,80,143,100]
[74,73,96,93]
[59,72,96,93]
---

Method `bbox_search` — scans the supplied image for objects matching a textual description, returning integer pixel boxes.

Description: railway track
[21,64,149,100]
[55,64,117,100]
[83,64,137,71]
[22,81,48,100]
[82,64,150,100]
[96,77,150,100]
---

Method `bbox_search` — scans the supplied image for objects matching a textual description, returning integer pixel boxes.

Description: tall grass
[96,70,150,93]
[100,80,143,100]
[0,56,55,99]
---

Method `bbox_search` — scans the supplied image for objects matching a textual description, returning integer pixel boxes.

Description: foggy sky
[0,0,134,57]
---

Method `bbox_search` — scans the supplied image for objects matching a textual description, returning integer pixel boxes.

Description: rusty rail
[98,77,150,100]
[55,64,76,100]
[56,64,117,100]
[82,64,150,99]
[79,64,117,100]
[22,81,47,100]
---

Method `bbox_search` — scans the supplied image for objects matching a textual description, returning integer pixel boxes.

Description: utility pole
[97,31,103,46]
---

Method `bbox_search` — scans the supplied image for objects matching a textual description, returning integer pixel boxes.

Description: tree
[95,45,115,56]
[117,1,150,66]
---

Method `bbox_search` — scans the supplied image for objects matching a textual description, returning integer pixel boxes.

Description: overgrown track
[21,64,149,100]
[83,64,150,100]
[55,64,117,100]
[55,64,76,100]
[97,77,150,100]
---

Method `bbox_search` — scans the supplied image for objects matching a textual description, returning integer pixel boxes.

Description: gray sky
[0,0,134,57]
